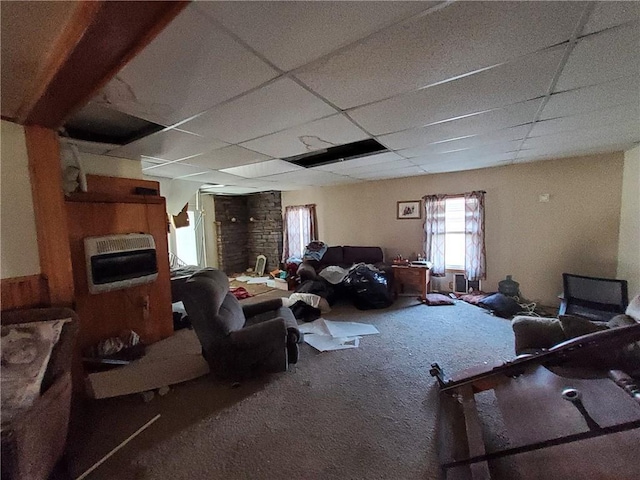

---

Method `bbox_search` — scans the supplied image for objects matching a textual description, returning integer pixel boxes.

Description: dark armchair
[182,268,302,378]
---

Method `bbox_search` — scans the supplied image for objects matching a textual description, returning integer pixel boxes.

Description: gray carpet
[67,297,516,479]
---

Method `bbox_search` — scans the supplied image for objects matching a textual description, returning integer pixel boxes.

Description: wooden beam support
[21,0,188,129]
[24,126,75,306]
[1,275,50,312]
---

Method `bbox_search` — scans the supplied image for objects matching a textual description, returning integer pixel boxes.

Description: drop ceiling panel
[183,145,272,170]
[197,1,435,71]
[176,170,247,185]
[180,78,338,143]
[522,122,640,152]
[107,128,227,161]
[397,125,531,158]
[409,143,522,165]
[378,99,541,151]
[555,22,640,92]
[541,75,639,120]
[141,162,207,178]
[350,47,564,135]
[530,103,640,138]
[295,1,583,109]
[350,165,426,180]
[220,159,304,178]
[204,186,261,195]
[335,159,417,176]
[313,152,405,172]
[262,169,354,186]
[241,114,370,158]
[94,4,278,126]
[582,1,640,35]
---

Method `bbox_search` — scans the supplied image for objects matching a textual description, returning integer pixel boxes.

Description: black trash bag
[343,264,393,310]
[295,279,336,305]
[290,300,322,322]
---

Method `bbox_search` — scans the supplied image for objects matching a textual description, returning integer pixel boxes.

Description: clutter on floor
[85,329,210,399]
[299,318,379,352]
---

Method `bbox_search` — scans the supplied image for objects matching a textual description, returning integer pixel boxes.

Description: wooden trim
[66,192,165,205]
[85,175,160,197]
[1,275,50,312]
[22,1,189,129]
[15,1,103,123]
[25,126,75,306]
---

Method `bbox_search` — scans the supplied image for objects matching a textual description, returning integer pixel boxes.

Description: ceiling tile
[141,162,207,178]
[349,47,564,135]
[107,128,227,161]
[378,99,541,151]
[262,169,354,186]
[93,4,278,126]
[350,165,427,180]
[313,151,405,172]
[522,122,640,152]
[241,114,370,158]
[197,1,434,71]
[183,145,272,170]
[555,22,640,92]
[295,1,583,109]
[334,159,417,176]
[397,125,531,158]
[220,159,303,178]
[541,75,639,120]
[177,170,247,185]
[582,1,640,35]
[409,143,522,165]
[530,103,640,138]
[204,186,262,195]
[180,77,338,143]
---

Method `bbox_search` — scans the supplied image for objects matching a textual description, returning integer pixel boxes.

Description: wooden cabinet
[65,178,173,355]
[392,265,430,302]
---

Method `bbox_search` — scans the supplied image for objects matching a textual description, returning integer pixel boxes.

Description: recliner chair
[182,268,302,378]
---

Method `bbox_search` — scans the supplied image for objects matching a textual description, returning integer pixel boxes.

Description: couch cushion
[342,246,383,265]
[559,314,608,339]
[319,246,344,266]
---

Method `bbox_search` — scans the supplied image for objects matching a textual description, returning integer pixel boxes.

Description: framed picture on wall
[397,200,421,219]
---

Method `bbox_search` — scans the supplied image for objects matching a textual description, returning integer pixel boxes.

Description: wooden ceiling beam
[19,0,188,129]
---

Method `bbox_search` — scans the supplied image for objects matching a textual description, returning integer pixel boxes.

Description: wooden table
[392,264,430,301]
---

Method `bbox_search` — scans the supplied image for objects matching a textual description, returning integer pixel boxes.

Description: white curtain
[423,195,447,276]
[464,191,486,281]
[282,205,317,261]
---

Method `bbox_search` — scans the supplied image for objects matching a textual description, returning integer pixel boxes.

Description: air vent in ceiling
[285,139,388,168]
[63,102,163,145]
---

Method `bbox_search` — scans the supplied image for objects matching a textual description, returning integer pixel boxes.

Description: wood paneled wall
[1,275,50,312]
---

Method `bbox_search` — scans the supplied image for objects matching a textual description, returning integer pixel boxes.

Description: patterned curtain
[423,195,447,276]
[464,191,486,281]
[282,204,317,262]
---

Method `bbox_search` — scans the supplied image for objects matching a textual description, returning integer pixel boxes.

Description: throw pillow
[559,314,609,339]
[424,293,455,306]
[479,293,522,318]
[1,319,68,425]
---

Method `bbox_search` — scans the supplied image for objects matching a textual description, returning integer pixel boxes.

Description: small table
[392,264,430,302]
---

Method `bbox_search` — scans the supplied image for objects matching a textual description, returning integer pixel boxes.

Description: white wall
[617,145,640,297]
[60,145,143,180]
[283,153,625,307]
[0,120,41,278]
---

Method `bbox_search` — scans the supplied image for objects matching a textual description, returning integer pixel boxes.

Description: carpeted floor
[65,297,518,479]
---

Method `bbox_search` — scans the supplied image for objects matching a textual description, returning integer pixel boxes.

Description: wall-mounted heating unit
[454,274,481,294]
[85,233,158,294]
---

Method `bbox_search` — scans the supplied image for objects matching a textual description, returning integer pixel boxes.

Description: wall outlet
[539,193,550,203]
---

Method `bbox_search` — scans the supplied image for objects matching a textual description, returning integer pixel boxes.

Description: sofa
[296,245,394,307]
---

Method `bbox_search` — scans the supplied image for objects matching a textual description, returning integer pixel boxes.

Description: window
[282,204,317,261]
[444,197,465,270]
[423,192,485,280]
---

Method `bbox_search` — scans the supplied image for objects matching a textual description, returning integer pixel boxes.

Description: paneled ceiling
[14,2,640,194]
